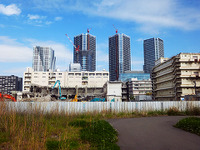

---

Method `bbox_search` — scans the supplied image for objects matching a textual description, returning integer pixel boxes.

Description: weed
[167,107,180,116]
[46,139,79,150]
[175,117,200,136]
[147,110,166,116]
[185,107,200,116]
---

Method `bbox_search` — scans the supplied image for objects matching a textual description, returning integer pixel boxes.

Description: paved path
[108,116,200,150]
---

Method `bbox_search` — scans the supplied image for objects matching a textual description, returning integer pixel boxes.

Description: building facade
[33,46,56,72]
[119,71,150,82]
[103,81,122,102]
[109,33,131,81]
[0,75,22,94]
[23,67,109,92]
[143,38,164,73]
[152,53,200,101]
[74,33,96,71]
[69,63,82,72]
[127,78,152,101]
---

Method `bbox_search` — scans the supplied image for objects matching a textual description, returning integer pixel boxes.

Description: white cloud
[27,14,46,20]
[0,4,21,16]
[136,38,144,42]
[32,0,200,32]
[45,21,52,25]
[27,14,54,26]
[55,16,62,21]
[0,36,32,62]
[0,45,32,62]
[0,24,5,28]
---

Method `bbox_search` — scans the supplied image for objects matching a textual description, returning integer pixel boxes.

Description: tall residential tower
[33,46,56,72]
[74,33,96,71]
[143,38,164,73]
[109,33,131,81]
[32,46,56,71]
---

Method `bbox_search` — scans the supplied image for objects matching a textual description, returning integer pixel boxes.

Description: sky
[0,0,200,78]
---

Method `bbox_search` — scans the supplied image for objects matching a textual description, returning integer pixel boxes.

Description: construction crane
[65,34,80,53]
[87,28,92,33]
[0,92,17,102]
[65,34,80,63]
[113,24,118,34]
[52,80,66,100]
[113,25,119,80]
[87,28,92,51]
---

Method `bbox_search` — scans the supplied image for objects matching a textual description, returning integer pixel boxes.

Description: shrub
[167,107,180,116]
[46,140,79,150]
[175,117,200,136]
[68,120,89,128]
[185,107,200,116]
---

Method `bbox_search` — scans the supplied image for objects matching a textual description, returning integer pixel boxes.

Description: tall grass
[0,102,200,149]
[0,102,90,150]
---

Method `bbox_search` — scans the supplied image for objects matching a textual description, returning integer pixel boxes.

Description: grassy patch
[69,120,119,150]
[175,117,200,136]
[46,139,79,150]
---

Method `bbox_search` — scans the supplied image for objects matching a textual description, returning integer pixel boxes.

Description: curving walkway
[108,116,200,150]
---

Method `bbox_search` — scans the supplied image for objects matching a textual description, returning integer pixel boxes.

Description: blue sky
[0,0,200,77]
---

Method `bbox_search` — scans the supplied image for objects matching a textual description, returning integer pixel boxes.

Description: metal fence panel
[1,101,200,114]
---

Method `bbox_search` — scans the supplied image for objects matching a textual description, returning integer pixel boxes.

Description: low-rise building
[128,78,152,101]
[23,67,109,92]
[0,75,22,94]
[152,53,200,101]
[103,81,122,102]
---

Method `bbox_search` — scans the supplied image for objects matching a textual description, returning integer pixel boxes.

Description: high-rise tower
[143,38,164,73]
[109,33,131,81]
[32,46,56,72]
[74,33,96,71]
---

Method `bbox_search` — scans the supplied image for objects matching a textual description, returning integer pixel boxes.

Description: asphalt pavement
[108,116,200,150]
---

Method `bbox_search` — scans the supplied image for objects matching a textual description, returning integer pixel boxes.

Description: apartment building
[143,38,164,73]
[23,67,109,92]
[152,53,200,101]
[109,33,131,81]
[74,33,96,71]
[33,46,56,72]
[0,75,22,94]
[128,78,152,100]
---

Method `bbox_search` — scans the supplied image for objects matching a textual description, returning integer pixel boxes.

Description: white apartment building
[128,78,152,100]
[152,53,200,101]
[23,67,109,92]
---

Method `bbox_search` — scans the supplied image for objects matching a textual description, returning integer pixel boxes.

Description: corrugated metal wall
[2,101,200,114]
